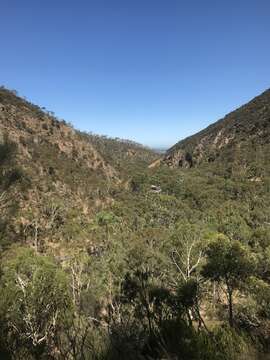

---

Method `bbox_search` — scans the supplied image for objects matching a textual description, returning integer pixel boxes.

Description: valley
[0,87,270,359]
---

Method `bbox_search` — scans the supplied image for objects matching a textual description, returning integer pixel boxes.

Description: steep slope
[0,87,118,180]
[164,89,270,177]
[85,133,159,178]
[0,87,156,250]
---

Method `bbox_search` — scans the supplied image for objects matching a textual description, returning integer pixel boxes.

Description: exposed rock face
[164,89,270,169]
[164,150,194,168]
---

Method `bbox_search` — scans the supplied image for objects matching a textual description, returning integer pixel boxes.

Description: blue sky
[1,0,270,148]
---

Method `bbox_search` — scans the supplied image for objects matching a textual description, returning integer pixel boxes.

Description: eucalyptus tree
[202,235,255,326]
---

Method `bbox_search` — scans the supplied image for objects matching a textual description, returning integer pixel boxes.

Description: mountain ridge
[163,88,270,176]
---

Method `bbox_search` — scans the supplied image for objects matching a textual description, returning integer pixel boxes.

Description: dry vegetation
[0,87,270,359]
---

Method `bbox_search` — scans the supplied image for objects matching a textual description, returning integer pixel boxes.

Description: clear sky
[1,0,270,148]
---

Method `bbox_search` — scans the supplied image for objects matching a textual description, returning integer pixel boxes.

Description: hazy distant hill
[85,133,159,178]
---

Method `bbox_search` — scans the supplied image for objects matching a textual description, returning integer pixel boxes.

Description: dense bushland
[0,87,270,359]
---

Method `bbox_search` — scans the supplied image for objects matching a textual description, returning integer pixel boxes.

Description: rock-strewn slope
[164,89,270,174]
[0,87,157,250]
[0,87,118,182]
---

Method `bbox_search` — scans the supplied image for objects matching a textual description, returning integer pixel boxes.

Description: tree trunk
[228,288,234,327]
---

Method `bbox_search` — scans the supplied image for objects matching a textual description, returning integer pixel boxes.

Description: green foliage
[202,235,256,326]
[0,246,72,358]
[177,279,199,309]
[0,136,24,250]
[249,277,270,319]
[197,326,249,360]
[0,87,270,358]
[83,132,158,178]
[202,235,255,288]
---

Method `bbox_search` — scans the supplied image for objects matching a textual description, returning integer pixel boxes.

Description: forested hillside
[0,87,157,252]
[0,87,270,359]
